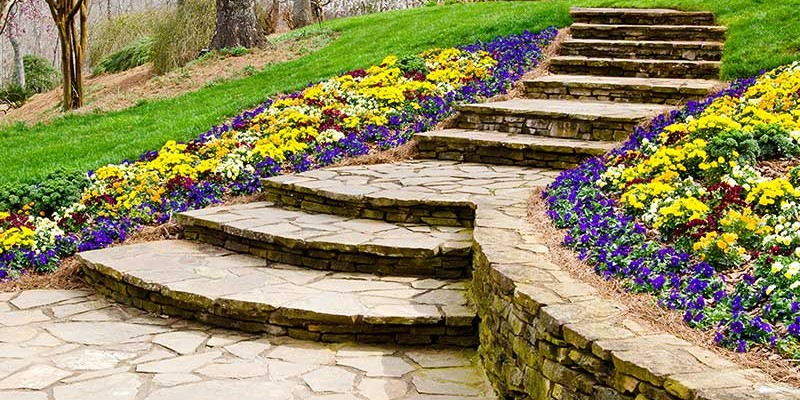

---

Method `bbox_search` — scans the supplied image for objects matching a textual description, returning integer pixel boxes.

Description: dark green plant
[396,54,429,75]
[219,46,249,57]
[706,129,760,165]
[0,84,32,108]
[23,55,60,93]
[0,169,90,217]
[753,123,800,159]
[93,36,155,75]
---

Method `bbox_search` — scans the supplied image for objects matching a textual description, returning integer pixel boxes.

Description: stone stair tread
[264,160,554,208]
[456,98,674,122]
[178,201,472,257]
[528,74,722,92]
[78,240,476,328]
[563,38,724,47]
[416,129,616,154]
[552,55,722,66]
[570,7,713,16]
[571,22,726,32]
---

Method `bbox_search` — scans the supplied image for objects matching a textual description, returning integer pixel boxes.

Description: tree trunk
[210,0,264,49]
[0,0,14,35]
[291,0,313,29]
[8,34,24,88]
[46,0,88,111]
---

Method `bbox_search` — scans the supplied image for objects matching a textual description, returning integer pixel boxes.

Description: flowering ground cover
[546,62,800,358]
[0,27,557,281]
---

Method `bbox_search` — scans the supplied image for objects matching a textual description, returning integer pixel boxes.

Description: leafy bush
[89,9,161,67]
[0,84,32,109]
[23,55,59,93]
[706,129,760,165]
[151,0,216,74]
[753,124,800,159]
[396,54,430,75]
[0,169,89,216]
[93,36,155,75]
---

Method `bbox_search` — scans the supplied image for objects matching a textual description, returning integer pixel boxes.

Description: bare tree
[44,0,89,110]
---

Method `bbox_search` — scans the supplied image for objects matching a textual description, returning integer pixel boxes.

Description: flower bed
[0,27,558,280]
[546,62,800,358]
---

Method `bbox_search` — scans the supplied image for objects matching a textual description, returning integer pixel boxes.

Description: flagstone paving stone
[0,290,496,398]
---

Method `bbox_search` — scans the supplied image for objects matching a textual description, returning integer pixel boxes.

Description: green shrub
[23,55,59,93]
[89,9,161,67]
[753,124,800,159]
[0,169,90,216]
[151,0,216,74]
[396,54,429,75]
[707,129,760,165]
[0,83,32,108]
[93,36,155,75]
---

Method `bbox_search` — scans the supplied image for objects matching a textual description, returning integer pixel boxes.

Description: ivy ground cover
[0,27,558,281]
[546,62,800,358]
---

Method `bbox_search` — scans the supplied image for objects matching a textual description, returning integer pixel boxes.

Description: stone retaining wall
[82,266,479,346]
[469,214,800,400]
[182,224,472,279]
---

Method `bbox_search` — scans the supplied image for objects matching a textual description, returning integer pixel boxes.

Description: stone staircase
[72,8,784,400]
[77,7,725,348]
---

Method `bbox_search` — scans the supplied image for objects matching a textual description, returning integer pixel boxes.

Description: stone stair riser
[262,184,476,228]
[455,110,636,142]
[82,267,478,346]
[571,24,726,42]
[182,225,472,279]
[416,138,599,169]
[570,9,715,26]
[559,40,722,61]
[523,81,711,105]
[550,59,720,80]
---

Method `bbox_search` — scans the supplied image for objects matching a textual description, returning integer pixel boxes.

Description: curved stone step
[570,23,726,42]
[263,160,556,227]
[455,98,673,141]
[570,7,715,26]
[78,240,477,345]
[177,202,473,279]
[415,129,614,168]
[523,75,722,105]
[550,56,721,80]
[560,39,723,61]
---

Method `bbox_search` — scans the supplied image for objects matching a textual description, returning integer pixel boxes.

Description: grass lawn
[1,0,798,186]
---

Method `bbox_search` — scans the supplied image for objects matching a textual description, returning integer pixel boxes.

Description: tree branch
[0,0,18,36]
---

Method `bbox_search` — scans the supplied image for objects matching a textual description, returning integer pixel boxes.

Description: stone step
[560,39,723,61]
[263,160,554,227]
[415,129,614,169]
[454,99,673,141]
[549,56,721,79]
[570,7,716,26]
[78,240,478,345]
[523,75,722,105]
[570,23,726,42]
[177,202,473,279]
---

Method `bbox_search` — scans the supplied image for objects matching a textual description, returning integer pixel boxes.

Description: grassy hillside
[1,0,798,186]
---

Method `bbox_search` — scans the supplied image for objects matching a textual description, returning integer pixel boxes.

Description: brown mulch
[527,188,800,387]
[757,158,800,179]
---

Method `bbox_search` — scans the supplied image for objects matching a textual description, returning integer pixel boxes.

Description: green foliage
[707,130,760,165]
[2,1,799,185]
[0,169,89,216]
[396,54,429,75]
[753,124,800,159]
[89,9,161,67]
[93,36,155,75]
[219,46,249,57]
[151,0,216,74]
[0,84,32,108]
[23,55,59,93]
